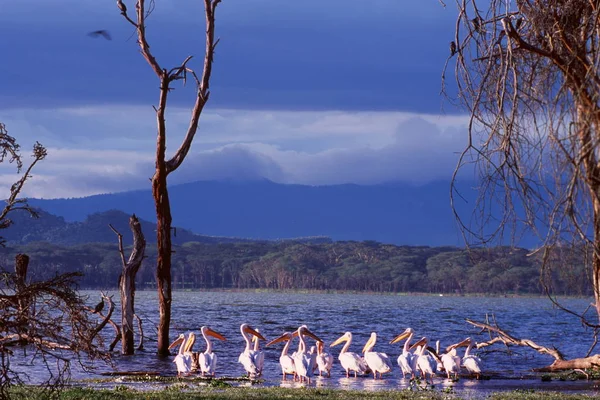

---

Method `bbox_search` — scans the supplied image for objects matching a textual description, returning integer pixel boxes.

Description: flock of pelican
[168,324,482,383]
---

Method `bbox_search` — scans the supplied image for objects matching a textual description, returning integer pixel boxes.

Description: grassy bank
[10,386,600,400]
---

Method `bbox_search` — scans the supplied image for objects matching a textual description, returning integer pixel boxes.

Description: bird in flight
[88,30,112,40]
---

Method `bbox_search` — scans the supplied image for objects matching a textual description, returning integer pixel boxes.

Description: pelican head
[389,328,413,344]
[266,331,297,347]
[330,331,352,347]
[240,323,267,341]
[168,333,186,350]
[200,326,226,341]
[408,336,428,351]
[298,325,322,342]
[362,332,377,353]
[317,340,325,354]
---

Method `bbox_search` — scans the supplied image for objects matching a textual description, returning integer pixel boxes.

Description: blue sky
[0,0,469,198]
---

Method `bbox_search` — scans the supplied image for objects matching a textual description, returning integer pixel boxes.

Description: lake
[14,291,600,396]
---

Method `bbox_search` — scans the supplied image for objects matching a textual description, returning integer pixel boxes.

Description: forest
[0,240,589,295]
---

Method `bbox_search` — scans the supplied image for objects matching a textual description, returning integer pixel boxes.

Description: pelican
[390,328,416,378]
[362,332,393,379]
[238,323,267,378]
[198,326,226,377]
[252,328,265,377]
[456,337,482,379]
[293,325,321,383]
[168,333,192,376]
[409,337,437,384]
[330,332,369,378]
[439,342,461,380]
[266,331,298,380]
[316,341,333,377]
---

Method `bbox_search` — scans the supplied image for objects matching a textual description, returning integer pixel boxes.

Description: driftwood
[467,318,600,372]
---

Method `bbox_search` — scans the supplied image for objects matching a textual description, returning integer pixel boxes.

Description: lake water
[15,291,600,396]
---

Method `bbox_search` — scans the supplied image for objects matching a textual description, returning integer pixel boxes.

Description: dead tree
[1,255,111,399]
[117,0,223,356]
[467,318,600,372]
[443,0,600,346]
[109,214,146,355]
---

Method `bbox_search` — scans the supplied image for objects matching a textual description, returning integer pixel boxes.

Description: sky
[0,0,470,199]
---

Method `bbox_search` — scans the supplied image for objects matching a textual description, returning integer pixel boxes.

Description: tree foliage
[443,0,600,336]
[0,241,587,295]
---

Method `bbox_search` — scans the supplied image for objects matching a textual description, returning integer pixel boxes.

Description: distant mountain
[1,208,314,246]
[26,180,480,246]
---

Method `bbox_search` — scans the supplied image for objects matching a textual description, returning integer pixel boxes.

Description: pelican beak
[408,337,427,351]
[303,328,322,343]
[244,325,266,341]
[390,330,411,344]
[184,333,196,352]
[205,328,226,341]
[168,336,184,350]
[362,335,375,354]
[330,334,348,347]
[452,338,471,349]
[266,332,291,347]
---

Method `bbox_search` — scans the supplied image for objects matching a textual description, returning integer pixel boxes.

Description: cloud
[0,106,469,198]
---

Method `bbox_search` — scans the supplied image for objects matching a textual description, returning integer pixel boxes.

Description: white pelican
[266,331,298,380]
[330,332,369,378]
[293,325,321,384]
[389,328,416,378]
[168,333,192,376]
[439,341,461,380]
[456,337,482,379]
[252,328,265,377]
[362,332,393,379]
[409,337,437,384]
[238,323,267,378]
[198,326,226,377]
[316,341,333,377]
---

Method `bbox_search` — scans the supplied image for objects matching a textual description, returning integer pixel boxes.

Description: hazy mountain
[1,209,307,245]
[25,180,481,246]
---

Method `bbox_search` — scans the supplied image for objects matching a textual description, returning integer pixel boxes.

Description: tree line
[0,240,589,295]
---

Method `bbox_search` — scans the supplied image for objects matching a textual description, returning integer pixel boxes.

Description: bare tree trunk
[154,170,173,356]
[110,215,146,355]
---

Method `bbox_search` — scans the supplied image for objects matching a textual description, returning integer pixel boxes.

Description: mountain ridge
[25,179,474,246]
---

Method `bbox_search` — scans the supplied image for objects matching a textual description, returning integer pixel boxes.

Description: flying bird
[88,30,112,40]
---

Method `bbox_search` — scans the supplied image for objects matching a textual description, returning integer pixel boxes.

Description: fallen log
[466,318,600,373]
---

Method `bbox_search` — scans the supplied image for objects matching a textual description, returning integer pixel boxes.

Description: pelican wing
[199,352,218,375]
[280,354,296,375]
[239,351,259,375]
[365,351,392,374]
[317,352,333,374]
[173,354,192,375]
[417,353,437,377]
[340,351,368,374]
[254,350,264,374]
[441,352,459,375]
[397,351,414,376]
[293,352,314,379]
[463,355,482,374]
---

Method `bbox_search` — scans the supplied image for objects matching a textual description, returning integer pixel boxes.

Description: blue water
[14,291,600,396]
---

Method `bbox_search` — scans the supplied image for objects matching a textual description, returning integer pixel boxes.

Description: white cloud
[0,106,469,198]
